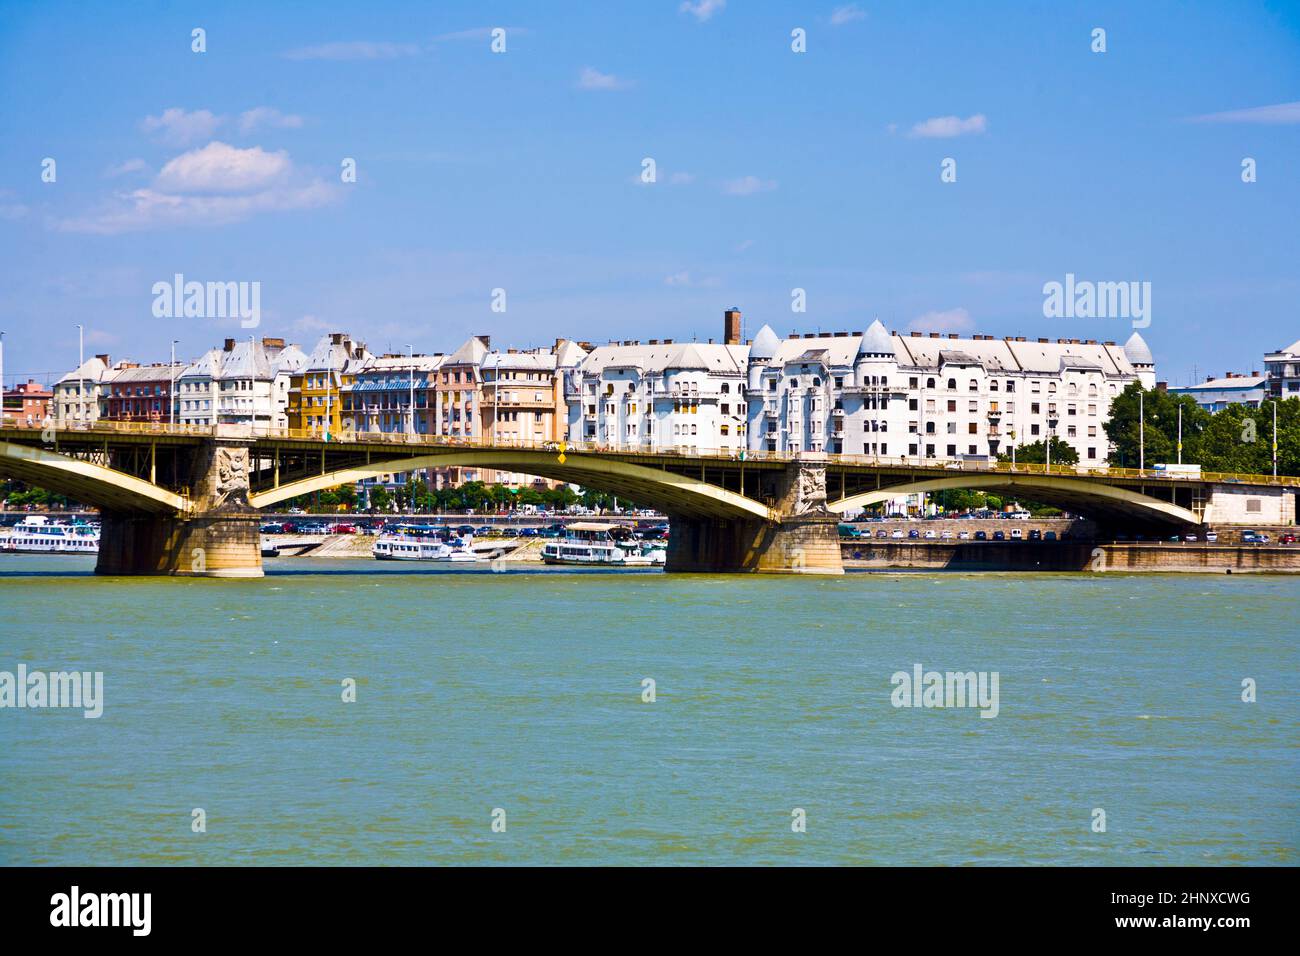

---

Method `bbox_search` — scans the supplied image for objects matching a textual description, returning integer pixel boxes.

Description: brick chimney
[723,308,742,346]
[223,338,235,352]
[94,354,110,365]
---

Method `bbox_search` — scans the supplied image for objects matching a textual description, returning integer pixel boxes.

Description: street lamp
[76,324,84,425]
[406,344,415,440]
[169,339,179,426]
[1273,399,1278,478]
[1046,416,1059,471]
[0,331,6,421]
[1138,390,1145,473]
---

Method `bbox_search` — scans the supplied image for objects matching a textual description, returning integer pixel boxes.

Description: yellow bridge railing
[4,418,1297,488]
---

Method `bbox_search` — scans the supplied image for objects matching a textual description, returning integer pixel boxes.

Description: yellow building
[287,332,370,436]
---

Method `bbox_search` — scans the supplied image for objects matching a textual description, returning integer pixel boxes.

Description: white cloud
[723,175,777,196]
[140,108,224,146]
[908,114,988,138]
[1188,101,1300,125]
[668,171,695,185]
[907,308,974,334]
[0,191,28,221]
[283,40,421,61]
[679,0,726,22]
[238,107,305,134]
[830,4,866,26]
[56,143,337,235]
[154,142,292,194]
[104,158,149,178]
[577,67,631,91]
[734,239,755,253]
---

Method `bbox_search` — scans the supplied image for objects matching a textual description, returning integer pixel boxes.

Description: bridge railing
[7,419,1299,488]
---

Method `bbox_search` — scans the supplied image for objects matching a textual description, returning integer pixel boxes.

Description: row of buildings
[1166,337,1300,411]
[35,310,1167,483]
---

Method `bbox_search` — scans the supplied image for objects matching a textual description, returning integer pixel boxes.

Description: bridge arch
[250,449,776,521]
[827,473,1200,527]
[0,440,188,514]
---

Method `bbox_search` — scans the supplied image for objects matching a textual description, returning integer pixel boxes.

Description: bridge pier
[665,456,844,574]
[95,434,263,577]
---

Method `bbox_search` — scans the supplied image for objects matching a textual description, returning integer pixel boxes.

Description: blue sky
[1,0,1297,387]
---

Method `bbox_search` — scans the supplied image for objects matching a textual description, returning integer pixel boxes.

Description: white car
[957,531,971,540]
[1010,528,1023,539]
[890,530,905,539]
[923,530,937,539]
[940,531,953,539]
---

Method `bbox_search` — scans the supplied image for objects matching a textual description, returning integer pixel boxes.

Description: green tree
[999,436,1079,466]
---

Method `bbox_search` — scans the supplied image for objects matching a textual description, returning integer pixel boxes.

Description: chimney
[223,338,235,352]
[949,333,958,339]
[1037,338,1049,343]
[553,337,566,353]
[1251,369,1259,376]
[929,333,940,338]
[910,332,921,337]
[477,335,491,350]
[261,337,285,353]
[663,339,673,345]
[330,333,344,345]
[723,308,742,346]
[1156,381,1168,392]
[95,353,110,365]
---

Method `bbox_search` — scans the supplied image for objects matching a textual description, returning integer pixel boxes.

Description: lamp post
[323,344,333,442]
[406,344,415,440]
[1176,402,1182,465]
[1139,390,1145,473]
[76,324,84,425]
[1046,416,1059,472]
[1273,399,1278,478]
[0,330,6,421]
[169,339,179,426]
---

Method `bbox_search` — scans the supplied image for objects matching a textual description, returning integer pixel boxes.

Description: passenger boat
[1,516,100,554]
[372,523,483,562]
[541,523,663,567]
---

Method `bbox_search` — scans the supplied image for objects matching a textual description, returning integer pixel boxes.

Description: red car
[330,523,359,534]
[1281,534,1298,544]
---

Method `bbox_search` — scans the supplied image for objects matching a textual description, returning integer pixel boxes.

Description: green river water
[0,555,1295,865]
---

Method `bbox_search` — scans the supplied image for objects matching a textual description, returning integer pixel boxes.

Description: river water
[1,554,1295,866]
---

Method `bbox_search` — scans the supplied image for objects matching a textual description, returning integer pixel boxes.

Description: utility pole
[324,343,333,442]
[0,331,6,421]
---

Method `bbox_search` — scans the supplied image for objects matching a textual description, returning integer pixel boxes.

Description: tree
[1104,383,1210,468]
[999,437,1078,466]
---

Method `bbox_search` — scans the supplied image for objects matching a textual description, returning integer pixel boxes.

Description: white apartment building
[1264,338,1300,401]
[566,339,749,454]
[746,320,1154,466]
[176,337,307,428]
[53,354,111,425]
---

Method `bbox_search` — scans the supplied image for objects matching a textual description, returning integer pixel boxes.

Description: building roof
[446,336,491,367]
[1124,331,1154,366]
[579,342,749,376]
[858,319,893,357]
[55,356,109,386]
[482,351,558,373]
[216,340,274,381]
[749,324,781,360]
[1170,375,1267,393]
[104,363,186,385]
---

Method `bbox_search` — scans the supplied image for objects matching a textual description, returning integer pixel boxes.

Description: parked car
[1043,531,1057,541]
[907,529,920,539]
[1280,533,1297,544]
[1028,529,1042,541]
[1184,534,1198,542]
[1010,528,1023,540]
[890,530,905,539]
[875,529,888,539]
[940,530,953,539]
[992,530,1005,541]
[838,523,861,538]
[957,530,971,540]
[1205,532,1218,543]
[330,523,358,534]
[974,530,987,541]
[923,530,937,539]
[1241,530,1269,544]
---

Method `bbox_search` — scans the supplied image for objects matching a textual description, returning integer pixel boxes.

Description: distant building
[745,325,1152,466]
[1169,372,1267,412]
[565,327,749,455]
[2,381,53,426]
[287,333,371,435]
[54,354,111,425]
[1264,338,1300,401]
[101,362,186,423]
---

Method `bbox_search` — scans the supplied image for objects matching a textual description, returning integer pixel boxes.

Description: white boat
[373,534,454,561]
[541,522,663,566]
[1,516,100,554]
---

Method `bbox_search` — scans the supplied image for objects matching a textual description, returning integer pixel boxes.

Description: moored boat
[1,516,100,554]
